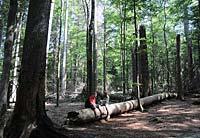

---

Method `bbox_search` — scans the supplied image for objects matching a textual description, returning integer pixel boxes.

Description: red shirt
[89,95,96,106]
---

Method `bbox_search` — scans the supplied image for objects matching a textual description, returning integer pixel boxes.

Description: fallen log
[109,93,133,102]
[66,93,177,124]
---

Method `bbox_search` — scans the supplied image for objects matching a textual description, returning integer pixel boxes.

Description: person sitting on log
[100,91,110,106]
[103,91,110,120]
[85,92,104,118]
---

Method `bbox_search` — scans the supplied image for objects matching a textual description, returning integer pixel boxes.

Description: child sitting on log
[100,91,110,106]
[85,92,104,118]
[103,91,110,120]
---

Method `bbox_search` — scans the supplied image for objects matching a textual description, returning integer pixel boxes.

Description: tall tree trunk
[61,0,68,95]
[92,0,97,93]
[0,22,3,49]
[198,0,200,69]
[0,0,17,136]
[53,29,59,97]
[150,16,155,95]
[133,0,143,112]
[0,0,17,110]
[69,48,73,80]
[184,7,193,85]
[81,0,88,85]
[56,0,63,107]
[103,8,106,92]
[45,0,54,95]
[120,17,123,92]
[10,13,22,105]
[82,0,90,96]
[122,0,126,95]
[87,0,95,96]
[83,63,86,83]
[176,34,183,100]
[0,0,5,49]
[163,1,170,91]
[126,43,129,93]
[74,29,78,87]
[73,56,77,86]
[3,0,67,137]
[139,25,149,97]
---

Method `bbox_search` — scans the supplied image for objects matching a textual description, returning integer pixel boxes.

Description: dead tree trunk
[139,25,149,97]
[87,0,96,97]
[67,93,177,124]
[92,0,97,93]
[132,0,143,112]
[184,7,193,84]
[176,34,183,100]
[85,0,92,97]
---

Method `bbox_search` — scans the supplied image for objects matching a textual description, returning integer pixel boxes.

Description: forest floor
[46,93,200,138]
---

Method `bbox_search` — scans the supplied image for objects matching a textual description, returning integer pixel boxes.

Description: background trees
[0,0,199,104]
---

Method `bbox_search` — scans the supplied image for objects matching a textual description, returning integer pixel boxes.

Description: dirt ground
[46,95,200,138]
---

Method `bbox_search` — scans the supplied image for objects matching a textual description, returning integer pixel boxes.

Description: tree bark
[61,0,68,94]
[84,0,91,97]
[150,15,155,95]
[103,7,106,92]
[81,0,88,84]
[92,0,97,93]
[53,27,59,98]
[120,11,124,93]
[45,0,54,95]
[10,12,23,105]
[198,0,200,69]
[139,25,149,97]
[73,29,79,87]
[56,0,63,107]
[163,1,170,91]
[132,0,143,112]
[184,8,193,84]
[3,0,67,138]
[122,0,126,95]
[0,0,5,49]
[0,0,17,108]
[87,0,95,97]
[176,34,183,100]
[1,3,21,136]
[67,93,177,124]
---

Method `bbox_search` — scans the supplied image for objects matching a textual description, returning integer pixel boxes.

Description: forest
[0,0,200,137]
